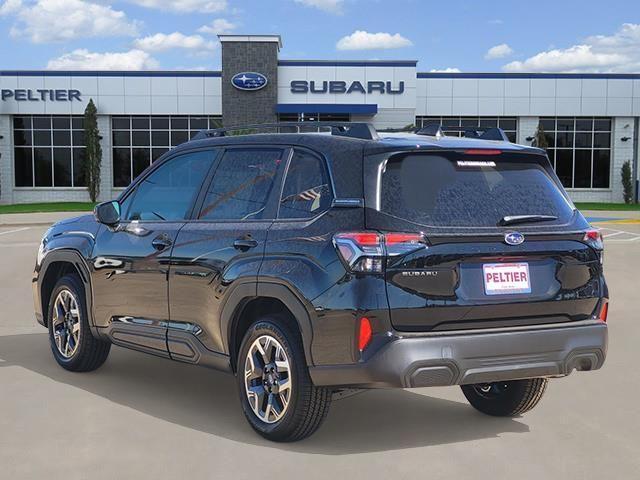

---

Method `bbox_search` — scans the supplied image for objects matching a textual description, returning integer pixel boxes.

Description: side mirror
[94,201,121,226]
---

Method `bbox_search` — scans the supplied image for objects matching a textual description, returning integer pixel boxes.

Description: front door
[91,150,214,356]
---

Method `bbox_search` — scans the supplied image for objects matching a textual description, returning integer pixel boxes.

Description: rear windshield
[379,153,575,228]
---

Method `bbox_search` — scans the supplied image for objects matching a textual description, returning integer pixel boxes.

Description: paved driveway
[0,218,638,479]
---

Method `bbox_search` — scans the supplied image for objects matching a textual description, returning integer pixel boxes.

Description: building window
[539,117,612,189]
[415,116,518,143]
[13,115,86,188]
[112,115,222,187]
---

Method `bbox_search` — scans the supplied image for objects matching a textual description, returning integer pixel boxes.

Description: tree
[621,160,633,204]
[83,99,102,203]
[532,122,549,150]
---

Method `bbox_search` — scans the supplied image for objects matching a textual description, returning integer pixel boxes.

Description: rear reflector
[599,302,608,323]
[358,317,372,351]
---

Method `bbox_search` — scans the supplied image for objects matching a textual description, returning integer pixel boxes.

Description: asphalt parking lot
[1,215,639,480]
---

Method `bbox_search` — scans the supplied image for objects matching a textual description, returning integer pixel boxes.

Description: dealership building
[1,34,639,204]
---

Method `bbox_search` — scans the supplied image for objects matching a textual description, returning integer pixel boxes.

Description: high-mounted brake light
[583,229,604,250]
[358,317,373,351]
[333,232,426,273]
[464,149,502,156]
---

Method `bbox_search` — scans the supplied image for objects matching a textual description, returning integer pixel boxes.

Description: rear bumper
[309,321,608,388]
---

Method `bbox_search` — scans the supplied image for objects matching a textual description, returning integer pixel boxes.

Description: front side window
[13,115,86,188]
[279,150,332,219]
[125,150,212,222]
[198,149,283,220]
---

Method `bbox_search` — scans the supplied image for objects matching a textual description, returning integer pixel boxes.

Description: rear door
[168,147,287,357]
[365,150,603,331]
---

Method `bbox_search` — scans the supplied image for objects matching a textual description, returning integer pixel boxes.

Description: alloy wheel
[473,382,510,399]
[52,289,81,359]
[244,335,292,424]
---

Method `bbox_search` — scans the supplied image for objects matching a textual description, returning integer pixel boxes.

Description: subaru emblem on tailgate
[505,231,525,246]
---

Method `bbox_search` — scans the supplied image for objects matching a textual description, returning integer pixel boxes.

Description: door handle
[152,234,172,251]
[234,236,258,250]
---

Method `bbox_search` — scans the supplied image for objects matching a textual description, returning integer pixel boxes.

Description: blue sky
[0,0,639,72]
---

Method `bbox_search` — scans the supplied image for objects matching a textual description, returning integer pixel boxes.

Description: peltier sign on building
[1,89,82,101]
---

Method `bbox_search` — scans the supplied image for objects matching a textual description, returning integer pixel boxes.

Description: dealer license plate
[483,262,531,295]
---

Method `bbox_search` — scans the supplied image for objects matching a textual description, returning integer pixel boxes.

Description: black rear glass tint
[380,153,574,227]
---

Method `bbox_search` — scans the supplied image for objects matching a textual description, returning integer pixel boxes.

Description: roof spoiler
[416,124,511,142]
[191,122,380,141]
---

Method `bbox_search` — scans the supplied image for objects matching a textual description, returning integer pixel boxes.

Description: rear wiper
[499,214,558,226]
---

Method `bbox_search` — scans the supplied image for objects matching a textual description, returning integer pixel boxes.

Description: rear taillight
[333,231,426,273]
[583,229,604,250]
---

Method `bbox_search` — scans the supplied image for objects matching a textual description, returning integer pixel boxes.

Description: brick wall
[221,41,279,126]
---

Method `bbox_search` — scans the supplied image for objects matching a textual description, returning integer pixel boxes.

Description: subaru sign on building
[0,34,638,205]
[231,72,268,91]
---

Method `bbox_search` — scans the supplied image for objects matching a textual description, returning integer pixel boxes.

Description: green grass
[0,202,96,214]
[575,202,640,211]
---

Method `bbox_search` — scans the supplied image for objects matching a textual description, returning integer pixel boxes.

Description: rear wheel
[47,274,111,372]
[461,378,548,417]
[237,316,331,442]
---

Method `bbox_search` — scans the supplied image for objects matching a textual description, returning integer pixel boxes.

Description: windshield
[379,152,575,228]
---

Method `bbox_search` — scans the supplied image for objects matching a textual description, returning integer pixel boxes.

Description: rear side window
[198,148,283,220]
[279,150,332,219]
[380,153,574,228]
[125,150,212,221]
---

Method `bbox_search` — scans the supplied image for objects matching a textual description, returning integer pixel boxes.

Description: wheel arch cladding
[39,250,92,328]
[224,283,315,372]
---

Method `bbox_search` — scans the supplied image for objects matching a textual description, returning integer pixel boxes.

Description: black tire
[236,315,331,442]
[47,274,111,372]
[461,378,548,417]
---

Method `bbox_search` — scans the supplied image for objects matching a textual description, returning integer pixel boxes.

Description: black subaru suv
[33,122,608,442]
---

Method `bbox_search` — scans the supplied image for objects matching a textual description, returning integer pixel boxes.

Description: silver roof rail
[416,124,511,142]
[191,122,380,141]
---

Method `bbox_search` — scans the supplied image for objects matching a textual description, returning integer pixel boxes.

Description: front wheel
[237,316,331,442]
[47,274,111,372]
[461,378,548,417]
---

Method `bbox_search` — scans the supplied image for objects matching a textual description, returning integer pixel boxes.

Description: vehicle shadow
[0,333,529,454]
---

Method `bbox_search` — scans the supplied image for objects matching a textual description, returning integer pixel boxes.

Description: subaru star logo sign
[504,232,525,246]
[231,72,268,91]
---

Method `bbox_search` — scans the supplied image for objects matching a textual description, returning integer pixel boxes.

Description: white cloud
[2,0,138,43]
[128,0,227,13]
[47,49,159,70]
[488,19,503,25]
[198,18,237,35]
[133,32,216,52]
[485,43,513,60]
[429,67,461,73]
[503,23,640,73]
[336,30,413,50]
[0,0,21,15]
[293,0,343,14]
